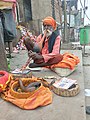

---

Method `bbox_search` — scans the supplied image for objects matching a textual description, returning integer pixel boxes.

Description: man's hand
[37,30,47,50]
[28,50,43,61]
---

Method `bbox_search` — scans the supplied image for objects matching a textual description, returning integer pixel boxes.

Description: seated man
[24,16,63,68]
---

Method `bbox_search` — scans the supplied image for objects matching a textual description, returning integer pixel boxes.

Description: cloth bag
[1,77,52,110]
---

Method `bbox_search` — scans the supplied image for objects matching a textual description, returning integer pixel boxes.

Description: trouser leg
[29,54,63,68]
[47,54,63,65]
[24,37,40,53]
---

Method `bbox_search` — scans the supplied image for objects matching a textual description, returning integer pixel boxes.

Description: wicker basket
[10,79,42,99]
[52,83,80,97]
[11,70,32,79]
[51,67,77,77]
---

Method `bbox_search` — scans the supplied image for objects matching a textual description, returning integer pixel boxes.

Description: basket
[11,69,32,79]
[52,83,80,97]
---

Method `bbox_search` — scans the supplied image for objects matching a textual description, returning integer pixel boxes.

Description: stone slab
[0,50,86,120]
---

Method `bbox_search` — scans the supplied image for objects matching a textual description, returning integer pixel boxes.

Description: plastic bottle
[7,58,10,71]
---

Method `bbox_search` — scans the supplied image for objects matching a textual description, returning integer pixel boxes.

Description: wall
[31,0,52,20]
[17,0,61,35]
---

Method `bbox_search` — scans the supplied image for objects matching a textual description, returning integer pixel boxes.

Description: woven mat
[51,67,77,77]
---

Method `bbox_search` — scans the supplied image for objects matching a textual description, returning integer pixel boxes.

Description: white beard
[46,30,52,37]
[42,30,52,37]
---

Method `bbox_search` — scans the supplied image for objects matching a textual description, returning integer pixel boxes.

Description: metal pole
[64,0,68,43]
[51,0,55,19]
[83,0,86,55]
[57,0,62,24]
[69,2,71,42]
[83,0,85,26]
[57,0,63,41]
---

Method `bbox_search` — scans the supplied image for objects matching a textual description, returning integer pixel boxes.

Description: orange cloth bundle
[51,52,80,70]
[0,71,11,92]
[1,77,52,110]
[63,52,80,65]
[42,16,57,30]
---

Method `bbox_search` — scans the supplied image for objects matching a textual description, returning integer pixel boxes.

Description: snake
[18,79,41,92]
[14,79,55,92]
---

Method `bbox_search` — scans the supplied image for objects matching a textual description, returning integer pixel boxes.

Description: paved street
[1,0,90,119]
[0,46,90,120]
[82,46,90,120]
[10,47,86,120]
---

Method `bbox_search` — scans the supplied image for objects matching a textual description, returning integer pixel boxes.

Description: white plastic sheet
[85,89,90,96]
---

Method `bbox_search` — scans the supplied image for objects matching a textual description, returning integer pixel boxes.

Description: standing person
[24,16,63,68]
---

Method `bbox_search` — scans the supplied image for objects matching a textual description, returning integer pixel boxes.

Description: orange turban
[42,16,57,30]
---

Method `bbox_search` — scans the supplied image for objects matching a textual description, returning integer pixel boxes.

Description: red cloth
[12,3,16,20]
[3,0,16,2]
[0,71,10,92]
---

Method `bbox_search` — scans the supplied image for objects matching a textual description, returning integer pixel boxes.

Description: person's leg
[47,54,63,65]
[23,37,34,51]
[29,54,63,68]
[29,62,48,68]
